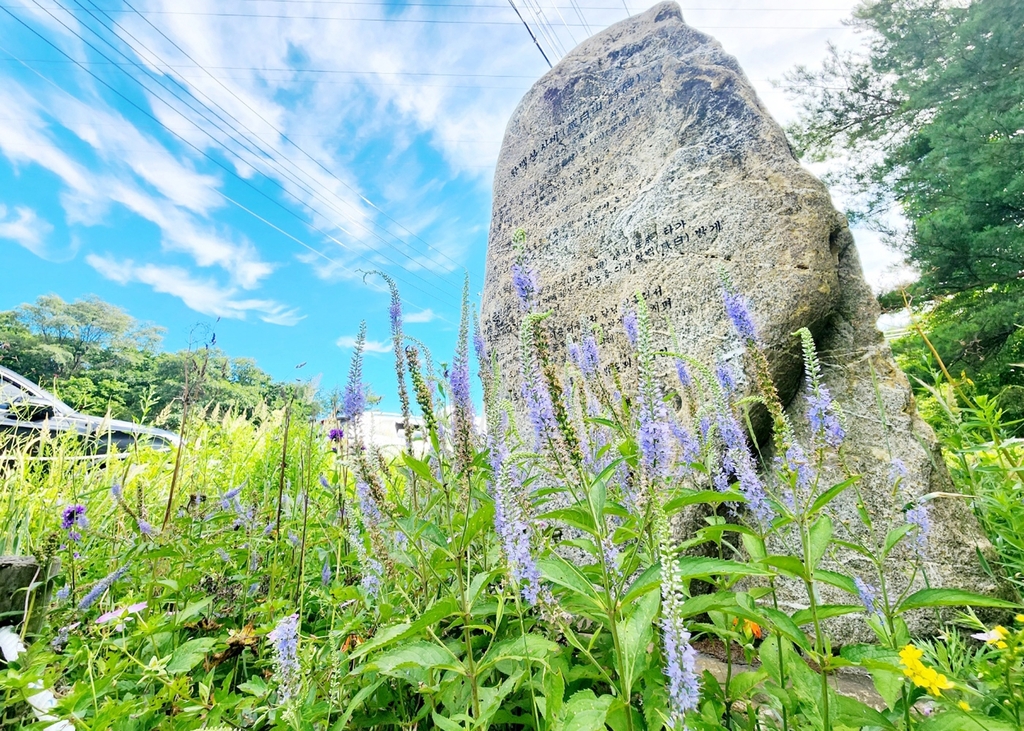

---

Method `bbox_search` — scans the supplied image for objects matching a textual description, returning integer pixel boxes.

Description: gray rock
[0,556,52,636]
[482,1,846,417]
[481,2,996,640]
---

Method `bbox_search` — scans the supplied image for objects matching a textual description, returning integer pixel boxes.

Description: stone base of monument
[0,556,55,637]
[768,233,1001,642]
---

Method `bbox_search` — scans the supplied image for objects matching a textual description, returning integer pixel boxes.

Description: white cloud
[0,83,273,289]
[404,308,435,324]
[0,205,53,255]
[86,254,303,325]
[336,335,392,354]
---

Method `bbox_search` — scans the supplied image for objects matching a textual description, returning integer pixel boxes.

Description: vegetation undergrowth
[1,263,1022,731]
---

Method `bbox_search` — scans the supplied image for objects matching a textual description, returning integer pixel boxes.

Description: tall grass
[1,273,1022,731]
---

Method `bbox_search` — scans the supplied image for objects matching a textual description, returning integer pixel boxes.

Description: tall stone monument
[481,2,997,636]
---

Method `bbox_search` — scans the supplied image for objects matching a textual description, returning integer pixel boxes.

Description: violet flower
[855,576,883,620]
[487,419,542,605]
[268,613,300,703]
[511,262,539,312]
[906,503,930,558]
[623,309,639,346]
[806,384,845,448]
[723,287,759,342]
[78,566,128,612]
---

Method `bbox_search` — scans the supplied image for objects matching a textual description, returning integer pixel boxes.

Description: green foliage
[0,294,299,424]
[1,282,1022,730]
[784,0,1024,412]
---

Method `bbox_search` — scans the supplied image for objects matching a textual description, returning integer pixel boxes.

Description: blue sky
[0,0,896,410]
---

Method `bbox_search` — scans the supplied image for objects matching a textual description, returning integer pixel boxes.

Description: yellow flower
[958,701,971,711]
[899,644,954,697]
[899,644,924,665]
[1015,614,1024,624]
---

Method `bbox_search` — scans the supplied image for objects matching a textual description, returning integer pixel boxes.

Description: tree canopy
[784,0,1024,413]
[0,295,301,425]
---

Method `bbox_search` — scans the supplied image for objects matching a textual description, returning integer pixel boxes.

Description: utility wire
[59,0,462,306]
[109,0,469,277]
[0,6,849,27]
[507,0,551,67]
[1,4,459,309]
[0,43,449,322]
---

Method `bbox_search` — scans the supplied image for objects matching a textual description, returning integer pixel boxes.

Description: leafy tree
[0,295,303,424]
[784,0,1024,415]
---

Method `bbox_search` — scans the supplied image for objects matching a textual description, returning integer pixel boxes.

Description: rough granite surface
[481,2,996,640]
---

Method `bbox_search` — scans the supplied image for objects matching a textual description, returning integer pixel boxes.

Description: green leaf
[331,679,385,731]
[833,694,895,729]
[883,524,913,557]
[741,532,767,562]
[431,712,465,731]
[544,669,565,721]
[791,604,862,626]
[813,569,859,596]
[918,710,1018,731]
[620,563,661,607]
[478,635,560,672]
[663,490,737,513]
[676,592,739,618]
[755,606,812,653]
[840,644,903,710]
[166,637,218,674]
[349,596,461,660]
[560,690,614,731]
[538,555,607,615]
[675,556,772,580]
[808,476,859,515]
[403,454,440,485]
[808,514,833,569]
[897,588,1018,613]
[763,555,805,578]
[366,641,462,679]
[616,591,659,689]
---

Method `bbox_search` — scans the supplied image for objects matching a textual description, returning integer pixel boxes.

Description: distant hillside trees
[784,0,1024,416]
[0,295,299,425]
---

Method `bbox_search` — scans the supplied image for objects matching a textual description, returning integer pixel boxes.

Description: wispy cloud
[336,335,392,354]
[86,254,303,325]
[0,205,52,255]
[404,308,435,324]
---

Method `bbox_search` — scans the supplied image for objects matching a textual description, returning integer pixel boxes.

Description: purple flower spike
[268,613,300,702]
[623,309,639,346]
[855,576,883,620]
[674,358,691,388]
[661,617,700,727]
[723,288,759,342]
[806,385,845,448]
[61,505,86,531]
[511,262,540,312]
[906,503,930,558]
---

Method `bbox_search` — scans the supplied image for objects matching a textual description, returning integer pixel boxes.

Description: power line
[0,58,539,78]
[64,0,461,304]
[0,4,461,310]
[108,0,469,276]
[0,6,848,27]
[507,0,551,67]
